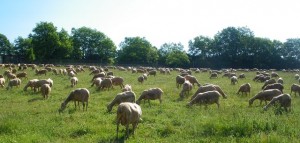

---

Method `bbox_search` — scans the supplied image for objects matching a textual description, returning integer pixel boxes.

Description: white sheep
[263,94,291,112]
[277,77,284,84]
[91,77,102,87]
[295,74,299,80]
[41,84,51,99]
[0,77,5,88]
[184,75,201,87]
[230,76,238,85]
[111,77,125,89]
[180,80,193,98]
[122,84,132,92]
[187,91,222,108]
[237,83,251,96]
[23,79,39,91]
[249,89,282,106]
[6,78,21,90]
[33,78,53,92]
[116,102,142,138]
[70,77,78,87]
[98,78,113,91]
[190,84,216,100]
[136,88,163,106]
[107,91,136,112]
[59,88,90,112]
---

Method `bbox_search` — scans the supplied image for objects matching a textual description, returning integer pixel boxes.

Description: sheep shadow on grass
[28,97,44,102]
[98,135,125,143]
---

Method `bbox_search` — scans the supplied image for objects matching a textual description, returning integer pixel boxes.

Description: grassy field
[0,67,300,143]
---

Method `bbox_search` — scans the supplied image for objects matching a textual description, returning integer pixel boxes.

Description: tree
[188,36,214,67]
[117,37,158,65]
[14,36,35,62]
[158,43,190,67]
[52,28,73,60]
[30,22,60,62]
[0,33,13,55]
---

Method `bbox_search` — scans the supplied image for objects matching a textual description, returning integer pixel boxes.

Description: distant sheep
[148,70,156,76]
[237,83,251,96]
[16,72,28,79]
[263,94,291,112]
[238,73,246,79]
[59,88,90,112]
[190,84,217,100]
[41,84,51,99]
[295,74,300,80]
[6,73,16,80]
[180,80,193,98]
[137,76,144,84]
[91,77,102,87]
[261,79,276,89]
[271,72,279,78]
[91,72,106,82]
[33,78,53,92]
[111,77,125,89]
[6,78,21,90]
[230,76,238,85]
[23,79,39,91]
[263,83,284,93]
[176,75,185,88]
[98,78,113,91]
[35,69,47,76]
[122,84,132,92]
[107,91,136,112]
[136,88,163,106]
[184,75,200,87]
[116,102,142,138]
[187,91,222,108]
[210,73,218,79]
[249,89,282,106]
[70,77,78,87]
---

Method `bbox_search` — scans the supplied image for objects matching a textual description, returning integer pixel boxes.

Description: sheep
[184,75,200,87]
[89,69,100,75]
[290,84,300,96]
[136,88,163,106]
[91,77,102,87]
[6,78,21,90]
[148,70,156,76]
[107,91,136,112]
[59,88,90,112]
[98,78,113,91]
[230,76,238,85]
[249,89,282,106]
[35,69,47,76]
[70,77,78,87]
[237,83,251,96]
[41,84,51,99]
[176,75,185,88]
[33,79,53,92]
[263,94,291,112]
[263,83,284,93]
[122,84,132,92]
[205,84,228,99]
[238,73,246,79]
[271,72,279,78]
[295,74,300,80]
[180,80,193,98]
[6,73,16,80]
[116,102,142,138]
[142,73,148,80]
[277,77,284,84]
[187,91,222,108]
[137,75,144,84]
[261,79,276,89]
[91,72,106,82]
[107,71,113,76]
[16,72,27,79]
[209,73,218,79]
[111,77,125,89]
[0,77,5,88]
[23,79,39,91]
[190,84,227,100]
[68,71,76,78]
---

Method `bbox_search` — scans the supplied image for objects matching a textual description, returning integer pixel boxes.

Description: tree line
[0,21,300,69]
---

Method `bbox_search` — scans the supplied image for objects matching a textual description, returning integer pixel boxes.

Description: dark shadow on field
[28,97,44,102]
[98,136,125,143]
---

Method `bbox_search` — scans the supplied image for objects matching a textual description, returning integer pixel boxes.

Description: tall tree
[188,36,214,67]
[159,43,190,67]
[14,36,35,62]
[0,33,13,55]
[117,37,158,65]
[52,28,73,60]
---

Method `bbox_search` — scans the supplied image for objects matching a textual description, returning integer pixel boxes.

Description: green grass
[1,67,300,143]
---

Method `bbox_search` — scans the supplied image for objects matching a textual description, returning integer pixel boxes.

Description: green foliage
[14,36,34,62]
[0,33,13,55]
[158,43,189,67]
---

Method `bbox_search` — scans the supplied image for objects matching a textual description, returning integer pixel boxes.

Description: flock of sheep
[0,63,299,138]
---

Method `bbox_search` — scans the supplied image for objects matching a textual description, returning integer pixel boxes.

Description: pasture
[0,66,300,143]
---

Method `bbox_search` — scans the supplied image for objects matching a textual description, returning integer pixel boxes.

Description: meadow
[0,66,300,143]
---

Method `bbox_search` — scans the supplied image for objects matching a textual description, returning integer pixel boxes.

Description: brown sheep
[263,83,284,93]
[16,72,28,79]
[238,73,246,79]
[35,69,47,76]
[261,79,276,89]
[91,72,106,82]
[263,94,291,112]
[6,73,16,80]
[136,88,163,106]
[176,75,185,88]
[59,88,90,112]
[180,80,193,98]
[107,91,136,112]
[6,78,21,90]
[91,77,102,87]
[184,75,200,87]
[249,89,282,106]
[70,77,78,87]
[122,84,132,92]
[33,79,53,92]
[98,78,113,91]
[111,77,125,89]
[116,102,142,138]
[148,70,156,76]
[137,76,144,84]
[187,91,222,108]
[23,79,39,91]
[41,84,51,99]
[190,84,217,100]
[290,84,300,96]
[237,83,251,96]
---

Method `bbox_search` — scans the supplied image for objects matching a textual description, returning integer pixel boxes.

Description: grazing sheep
[59,88,90,112]
[249,89,282,106]
[98,78,113,91]
[271,72,279,78]
[35,69,47,76]
[0,77,5,88]
[190,84,217,100]
[6,78,21,90]
[122,84,132,92]
[23,79,39,91]
[148,70,156,76]
[238,73,246,79]
[111,77,125,89]
[116,102,142,138]
[263,94,291,112]
[237,83,251,96]
[33,79,53,92]
[136,88,163,106]
[203,84,228,99]
[180,80,193,98]
[91,77,102,87]
[107,71,113,76]
[187,91,222,108]
[277,77,284,84]
[176,75,185,88]
[68,71,76,78]
[16,72,28,79]
[230,76,238,85]
[290,84,300,96]
[70,77,78,87]
[107,91,136,112]
[137,76,144,84]
[263,83,284,93]
[89,69,100,75]
[261,79,276,89]
[91,72,106,82]
[209,73,218,79]
[142,73,148,80]
[6,73,16,80]
[184,75,200,87]
[41,84,51,99]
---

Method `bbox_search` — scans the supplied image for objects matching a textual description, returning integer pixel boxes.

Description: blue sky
[1,0,299,50]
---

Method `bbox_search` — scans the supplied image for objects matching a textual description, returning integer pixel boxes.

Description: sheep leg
[116,122,119,138]
[126,123,129,138]
[82,102,85,111]
[132,123,137,136]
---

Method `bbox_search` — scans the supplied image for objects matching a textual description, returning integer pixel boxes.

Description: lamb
[122,84,132,92]
[277,77,284,84]
[23,79,39,91]
[230,76,238,85]
[0,77,5,88]
[70,77,78,87]
[261,79,276,89]
[59,88,90,112]
[107,91,136,112]
[290,84,300,96]
[184,75,200,87]
[136,88,163,106]
[237,83,251,96]
[116,102,142,138]
[187,91,222,108]
[176,75,185,88]
[91,77,102,87]
[35,69,47,76]
[6,78,21,90]
[98,78,113,91]
[180,80,193,98]
[209,73,218,79]
[263,94,291,112]
[249,89,282,106]
[137,75,144,84]
[41,84,51,99]
[16,72,28,79]
[263,83,284,93]
[111,77,125,89]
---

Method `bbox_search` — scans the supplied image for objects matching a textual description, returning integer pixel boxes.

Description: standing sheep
[116,102,142,138]
[6,78,21,90]
[59,88,90,112]
[190,84,217,100]
[187,91,222,108]
[91,77,102,87]
[41,84,51,99]
[261,79,276,89]
[176,75,185,88]
[263,94,291,112]
[98,78,113,91]
[249,89,282,106]
[136,88,163,106]
[295,74,299,80]
[180,80,193,98]
[70,77,78,87]
[237,83,251,96]
[209,73,218,79]
[111,77,125,89]
[184,75,201,87]
[122,84,132,92]
[23,79,39,91]
[0,77,5,88]
[148,70,156,76]
[107,91,136,112]
[290,84,300,96]
[277,77,284,85]
[263,83,284,93]
[33,79,53,92]
[230,76,238,85]
[16,72,28,79]
[137,75,144,84]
